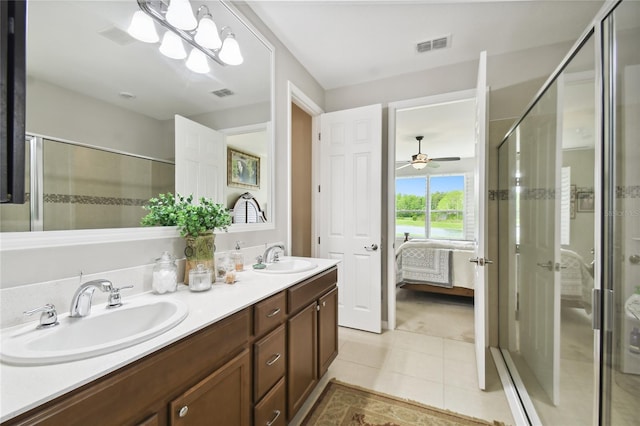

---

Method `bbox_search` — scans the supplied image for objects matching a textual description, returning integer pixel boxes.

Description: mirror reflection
[0,0,273,233]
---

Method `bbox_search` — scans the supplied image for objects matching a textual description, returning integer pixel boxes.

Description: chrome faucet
[263,244,285,263]
[69,279,115,318]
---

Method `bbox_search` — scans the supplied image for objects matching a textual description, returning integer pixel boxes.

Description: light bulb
[166,0,197,31]
[159,31,187,60]
[219,33,243,65]
[127,11,159,43]
[194,15,222,50]
[185,48,210,74]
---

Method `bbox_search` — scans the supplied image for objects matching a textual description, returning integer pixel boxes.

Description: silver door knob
[365,244,379,251]
[469,257,493,266]
[630,254,640,264]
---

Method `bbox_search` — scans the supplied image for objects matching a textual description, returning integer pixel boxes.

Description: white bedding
[396,240,476,290]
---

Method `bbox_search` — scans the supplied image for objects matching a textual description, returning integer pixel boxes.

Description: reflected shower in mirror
[0,0,273,233]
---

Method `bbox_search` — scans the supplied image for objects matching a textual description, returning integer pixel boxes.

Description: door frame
[386,88,477,331]
[286,82,324,256]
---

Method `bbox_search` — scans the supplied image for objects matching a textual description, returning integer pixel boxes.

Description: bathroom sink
[0,297,188,365]
[254,257,318,274]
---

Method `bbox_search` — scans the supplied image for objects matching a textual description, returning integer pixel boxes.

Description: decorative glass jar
[152,251,178,294]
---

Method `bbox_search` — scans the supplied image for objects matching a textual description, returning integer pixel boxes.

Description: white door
[319,104,382,333]
[472,51,489,390]
[175,115,225,203]
[518,80,562,405]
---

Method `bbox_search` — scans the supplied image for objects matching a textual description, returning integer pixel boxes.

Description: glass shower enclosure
[496,0,639,424]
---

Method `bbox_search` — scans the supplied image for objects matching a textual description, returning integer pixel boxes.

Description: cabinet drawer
[254,378,286,426]
[288,267,337,314]
[254,324,286,401]
[254,291,286,337]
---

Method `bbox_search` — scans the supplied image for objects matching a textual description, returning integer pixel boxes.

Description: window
[396,174,472,240]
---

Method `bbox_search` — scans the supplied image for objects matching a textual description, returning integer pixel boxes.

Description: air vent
[98,27,135,46]
[416,34,452,53]
[211,88,234,97]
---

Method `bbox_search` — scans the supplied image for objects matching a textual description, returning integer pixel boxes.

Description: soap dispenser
[233,241,244,272]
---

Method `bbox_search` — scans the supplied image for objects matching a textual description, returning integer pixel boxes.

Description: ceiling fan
[396,136,461,170]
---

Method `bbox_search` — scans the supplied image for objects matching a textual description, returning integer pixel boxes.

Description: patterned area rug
[301,379,505,426]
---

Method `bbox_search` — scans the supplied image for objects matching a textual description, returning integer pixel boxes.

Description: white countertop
[0,258,340,423]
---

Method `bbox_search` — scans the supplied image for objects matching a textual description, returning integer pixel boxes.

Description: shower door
[602,1,640,424]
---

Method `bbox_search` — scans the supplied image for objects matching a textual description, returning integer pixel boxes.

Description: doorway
[388,89,478,338]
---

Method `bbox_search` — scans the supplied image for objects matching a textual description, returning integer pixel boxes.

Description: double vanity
[0,258,340,425]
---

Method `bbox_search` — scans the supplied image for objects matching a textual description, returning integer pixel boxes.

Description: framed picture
[576,191,594,212]
[227,148,260,189]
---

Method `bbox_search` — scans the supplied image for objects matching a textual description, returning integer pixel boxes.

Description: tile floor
[289,290,516,425]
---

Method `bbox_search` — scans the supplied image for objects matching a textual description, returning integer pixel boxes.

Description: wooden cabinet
[287,267,338,420]
[3,309,251,426]
[2,266,339,426]
[169,349,251,426]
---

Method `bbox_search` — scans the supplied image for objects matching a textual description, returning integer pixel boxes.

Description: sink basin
[0,297,188,365]
[254,257,318,274]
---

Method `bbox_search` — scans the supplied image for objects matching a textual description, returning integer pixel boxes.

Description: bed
[559,248,594,312]
[395,239,476,297]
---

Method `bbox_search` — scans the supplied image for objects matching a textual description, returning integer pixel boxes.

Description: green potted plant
[142,193,232,284]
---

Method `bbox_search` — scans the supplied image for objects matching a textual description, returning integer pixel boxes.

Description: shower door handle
[537,261,554,271]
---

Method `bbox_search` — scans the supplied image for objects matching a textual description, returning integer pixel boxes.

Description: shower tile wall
[42,139,174,231]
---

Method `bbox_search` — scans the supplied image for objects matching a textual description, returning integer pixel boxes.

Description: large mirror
[0,0,273,234]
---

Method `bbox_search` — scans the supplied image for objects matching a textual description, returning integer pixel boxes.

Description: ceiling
[249,0,603,172]
[248,0,605,90]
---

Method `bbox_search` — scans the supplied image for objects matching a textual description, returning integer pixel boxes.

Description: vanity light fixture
[127,10,159,43]
[185,48,210,74]
[127,0,243,74]
[159,31,187,60]
[166,0,197,30]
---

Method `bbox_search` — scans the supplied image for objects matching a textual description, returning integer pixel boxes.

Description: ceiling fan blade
[427,162,441,168]
[430,157,460,162]
[395,163,413,170]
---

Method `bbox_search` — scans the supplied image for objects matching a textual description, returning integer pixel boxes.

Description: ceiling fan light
[166,0,197,31]
[159,31,187,59]
[185,48,210,74]
[127,11,159,43]
[194,15,222,50]
[412,162,428,170]
[219,33,243,65]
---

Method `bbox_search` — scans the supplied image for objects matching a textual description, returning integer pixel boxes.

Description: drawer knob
[266,353,281,366]
[266,409,281,426]
[178,405,189,418]
[266,308,281,318]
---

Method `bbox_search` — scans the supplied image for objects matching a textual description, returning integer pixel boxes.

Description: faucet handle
[107,285,134,309]
[24,304,59,329]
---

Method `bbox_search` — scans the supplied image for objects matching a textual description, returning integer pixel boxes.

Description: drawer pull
[266,308,281,318]
[178,405,189,418]
[266,409,281,426]
[266,353,281,366]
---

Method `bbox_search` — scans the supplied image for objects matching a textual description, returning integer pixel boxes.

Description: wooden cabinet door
[169,349,251,426]
[287,302,317,419]
[318,287,338,378]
